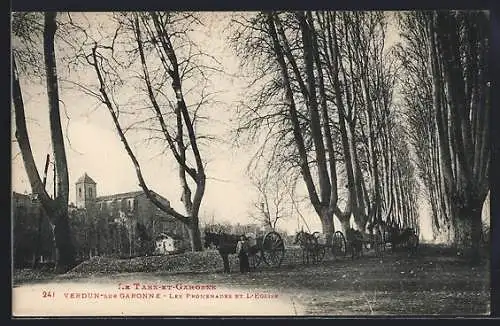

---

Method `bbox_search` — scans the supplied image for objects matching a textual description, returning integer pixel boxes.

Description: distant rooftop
[75,173,96,185]
[96,190,144,202]
[155,232,183,240]
[73,173,170,207]
[12,191,30,199]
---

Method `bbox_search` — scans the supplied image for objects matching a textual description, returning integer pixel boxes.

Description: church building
[72,173,189,256]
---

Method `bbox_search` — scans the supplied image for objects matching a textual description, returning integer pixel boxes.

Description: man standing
[236,235,250,273]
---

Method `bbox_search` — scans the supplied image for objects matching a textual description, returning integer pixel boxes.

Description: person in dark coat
[236,235,250,273]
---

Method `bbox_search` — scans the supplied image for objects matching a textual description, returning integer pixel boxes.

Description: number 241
[42,291,54,298]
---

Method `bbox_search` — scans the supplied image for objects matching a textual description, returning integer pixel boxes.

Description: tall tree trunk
[44,12,75,272]
[348,122,368,228]
[297,11,332,206]
[265,13,322,218]
[427,11,489,261]
[90,14,206,252]
[319,208,335,241]
[265,12,340,242]
[52,210,75,270]
[453,201,483,263]
[339,217,351,235]
[188,216,203,252]
[13,12,75,273]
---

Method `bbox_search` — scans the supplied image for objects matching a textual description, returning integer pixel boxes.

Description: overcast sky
[11,11,488,240]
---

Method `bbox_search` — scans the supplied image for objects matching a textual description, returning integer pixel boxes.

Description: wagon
[299,230,348,263]
[308,229,384,262]
[362,232,386,257]
[247,231,286,268]
[343,229,385,258]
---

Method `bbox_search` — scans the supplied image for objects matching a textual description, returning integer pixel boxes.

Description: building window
[79,187,82,198]
[89,188,93,198]
[128,199,134,211]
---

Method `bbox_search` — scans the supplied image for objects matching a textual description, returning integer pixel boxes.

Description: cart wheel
[262,231,285,267]
[332,231,347,259]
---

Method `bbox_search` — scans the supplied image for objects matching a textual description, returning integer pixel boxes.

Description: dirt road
[12,246,490,316]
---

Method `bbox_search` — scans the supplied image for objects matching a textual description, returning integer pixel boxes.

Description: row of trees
[13,205,143,267]
[11,11,489,271]
[69,208,148,260]
[231,12,421,245]
[13,201,54,268]
[397,11,490,261]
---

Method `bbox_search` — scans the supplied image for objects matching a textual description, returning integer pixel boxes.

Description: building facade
[73,173,189,257]
[154,233,184,255]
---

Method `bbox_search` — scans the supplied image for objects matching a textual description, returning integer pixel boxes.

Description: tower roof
[75,173,96,185]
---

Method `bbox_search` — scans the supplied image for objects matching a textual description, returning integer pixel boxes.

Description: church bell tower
[75,173,97,209]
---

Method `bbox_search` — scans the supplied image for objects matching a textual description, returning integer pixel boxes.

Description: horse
[386,225,419,257]
[203,231,241,273]
[369,220,391,252]
[204,231,260,273]
[294,230,321,265]
[397,228,419,257]
[345,228,364,259]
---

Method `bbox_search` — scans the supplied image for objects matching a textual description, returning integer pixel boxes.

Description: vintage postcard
[11,10,491,317]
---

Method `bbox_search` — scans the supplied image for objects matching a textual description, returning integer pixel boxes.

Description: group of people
[236,235,251,273]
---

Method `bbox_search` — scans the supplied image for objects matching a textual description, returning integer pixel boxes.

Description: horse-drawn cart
[344,228,386,258]
[314,225,417,260]
[294,228,386,263]
[204,230,285,273]
[313,231,349,261]
[247,231,285,268]
[294,230,348,263]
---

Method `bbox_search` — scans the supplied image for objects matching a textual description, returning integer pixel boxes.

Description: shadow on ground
[12,244,490,315]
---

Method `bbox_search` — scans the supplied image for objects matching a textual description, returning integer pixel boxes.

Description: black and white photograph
[11,10,492,316]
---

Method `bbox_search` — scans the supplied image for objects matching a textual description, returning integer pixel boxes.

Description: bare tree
[429,11,489,261]
[396,11,451,238]
[248,170,292,231]
[398,11,490,261]
[12,12,76,272]
[230,12,341,242]
[78,12,219,251]
[231,11,419,242]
